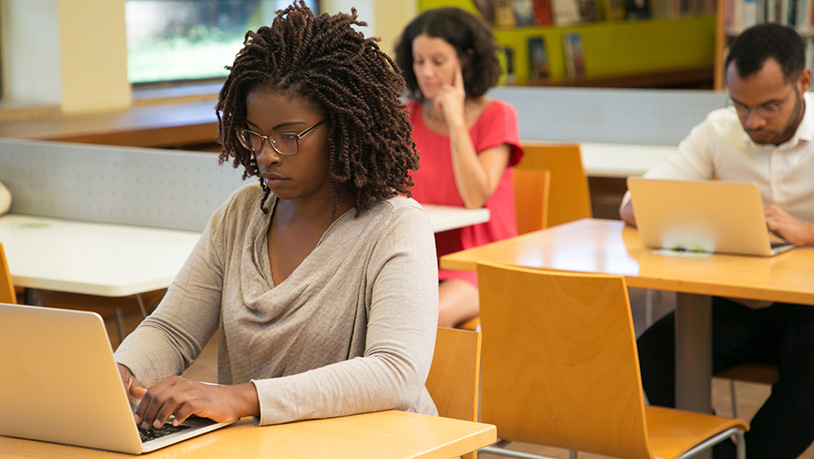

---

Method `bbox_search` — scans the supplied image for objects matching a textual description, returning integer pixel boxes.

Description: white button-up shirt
[623,91,814,223]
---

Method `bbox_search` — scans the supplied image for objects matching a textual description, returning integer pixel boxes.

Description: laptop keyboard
[138,423,191,442]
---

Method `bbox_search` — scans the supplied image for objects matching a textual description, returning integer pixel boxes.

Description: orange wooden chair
[425,327,483,459]
[457,168,551,332]
[518,143,591,227]
[476,262,748,459]
[0,242,16,304]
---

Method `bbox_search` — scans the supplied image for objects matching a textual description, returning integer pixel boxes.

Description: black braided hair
[216,1,418,215]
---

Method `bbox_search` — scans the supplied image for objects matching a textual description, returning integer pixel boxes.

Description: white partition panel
[0,138,247,231]
[489,87,729,146]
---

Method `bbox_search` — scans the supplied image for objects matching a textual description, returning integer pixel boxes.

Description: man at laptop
[619,24,814,459]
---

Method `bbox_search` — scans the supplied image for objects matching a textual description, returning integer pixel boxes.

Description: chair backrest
[477,262,652,459]
[426,327,482,423]
[514,169,550,234]
[518,143,591,227]
[0,242,17,304]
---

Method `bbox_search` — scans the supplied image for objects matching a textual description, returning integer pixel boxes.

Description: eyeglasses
[728,87,795,120]
[237,119,326,156]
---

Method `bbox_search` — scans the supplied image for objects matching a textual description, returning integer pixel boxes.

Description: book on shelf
[498,45,518,84]
[625,0,651,19]
[552,0,583,24]
[563,32,586,78]
[532,0,555,24]
[577,0,600,21]
[726,0,814,32]
[527,36,551,81]
[473,0,496,25]
[599,0,627,20]
[513,0,537,25]
[494,0,517,27]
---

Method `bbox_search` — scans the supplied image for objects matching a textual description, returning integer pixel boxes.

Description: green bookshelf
[417,0,716,87]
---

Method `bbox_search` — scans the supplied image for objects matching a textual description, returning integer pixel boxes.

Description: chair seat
[715,363,779,385]
[646,406,749,459]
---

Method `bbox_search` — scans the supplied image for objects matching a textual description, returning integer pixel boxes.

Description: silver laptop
[627,177,795,257]
[0,303,235,454]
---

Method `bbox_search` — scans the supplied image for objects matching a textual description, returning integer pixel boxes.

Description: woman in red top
[395,7,523,328]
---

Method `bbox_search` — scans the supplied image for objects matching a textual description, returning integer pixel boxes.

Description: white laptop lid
[627,177,794,257]
[0,303,232,454]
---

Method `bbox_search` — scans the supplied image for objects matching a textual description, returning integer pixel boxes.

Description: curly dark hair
[394,7,501,101]
[726,23,805,84]
[216,1,418,215]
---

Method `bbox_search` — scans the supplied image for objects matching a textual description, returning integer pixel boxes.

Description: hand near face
[764,204,814,245]
[434,64,466,129]
[131,375,258,429]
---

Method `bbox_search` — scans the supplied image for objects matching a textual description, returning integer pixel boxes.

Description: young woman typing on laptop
[114,1,438,430]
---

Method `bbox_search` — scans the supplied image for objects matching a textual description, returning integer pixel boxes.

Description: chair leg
[729,380,739,419]
[569,450,578,459]
[735,430,746,459]
[644,289,654,327]
[135,293,148,318]
[479,445,559,459]
[114,306,125,344]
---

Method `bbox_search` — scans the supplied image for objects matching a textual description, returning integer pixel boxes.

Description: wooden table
[0,410,496,458]
[441,218,814,414]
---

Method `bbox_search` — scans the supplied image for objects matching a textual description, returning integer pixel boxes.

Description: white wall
[3,0,131,114]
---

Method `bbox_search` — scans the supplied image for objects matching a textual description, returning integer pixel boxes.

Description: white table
[1,205,489,296]
[580,142,674,178]
[0,214,201,297]
[422,204,490,233]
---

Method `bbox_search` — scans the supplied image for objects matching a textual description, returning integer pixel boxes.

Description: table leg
[675,292,712,413]
[675,292,713,459]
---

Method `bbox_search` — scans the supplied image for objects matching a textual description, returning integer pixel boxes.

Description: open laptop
[0,303,236,454]
[627,177,795,257]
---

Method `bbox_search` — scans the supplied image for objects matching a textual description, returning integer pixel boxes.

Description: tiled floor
[106,287,813,458]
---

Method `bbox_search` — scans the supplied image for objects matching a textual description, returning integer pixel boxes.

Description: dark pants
[637,297,814,459]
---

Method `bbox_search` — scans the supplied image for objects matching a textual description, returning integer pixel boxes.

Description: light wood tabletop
[0,410,496,459]
[441,218,814,416]
[441,218,814,305]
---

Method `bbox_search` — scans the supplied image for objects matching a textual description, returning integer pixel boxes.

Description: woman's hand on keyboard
[131,376,259,430]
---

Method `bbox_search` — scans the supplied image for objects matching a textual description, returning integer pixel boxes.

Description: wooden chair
[476,262,748,459]
[426,327,482,459]
[716,363,779,419]
[518,143,591,227]
[458,169,551,332]
[0,242,16,304]
[513,169,551,235]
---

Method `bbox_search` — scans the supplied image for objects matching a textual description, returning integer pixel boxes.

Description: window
[125,1,319,85]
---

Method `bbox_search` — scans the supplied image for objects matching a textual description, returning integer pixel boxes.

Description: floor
[104,287,814,458]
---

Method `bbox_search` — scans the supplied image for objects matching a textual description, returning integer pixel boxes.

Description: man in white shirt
[0,180,10,215]
[619,24,814,459]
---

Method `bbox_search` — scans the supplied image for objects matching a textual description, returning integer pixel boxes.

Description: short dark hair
[725,23,805,83]
[394,7,501,100]
[216,1,418,215]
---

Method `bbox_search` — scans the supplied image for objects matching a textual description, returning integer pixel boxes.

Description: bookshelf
[418,0,717,88]
[714,0,814,89]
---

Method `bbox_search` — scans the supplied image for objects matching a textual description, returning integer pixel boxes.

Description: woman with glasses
[394,7,523,328]
[114,1,438,429]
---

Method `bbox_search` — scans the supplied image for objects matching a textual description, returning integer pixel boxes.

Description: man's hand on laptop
[127,375,260,430]
[765,204,814,245]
